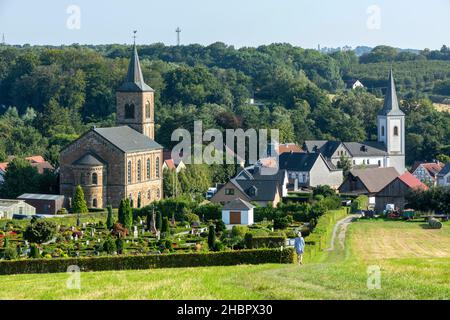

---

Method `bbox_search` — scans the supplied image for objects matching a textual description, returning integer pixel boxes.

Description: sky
[0,0,449,49]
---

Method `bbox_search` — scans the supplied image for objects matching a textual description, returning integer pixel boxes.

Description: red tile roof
[164,159,176,170]
[399,172,428,190]
[278,143,303,154]
[25,155,46,163]
[0,156,53,174]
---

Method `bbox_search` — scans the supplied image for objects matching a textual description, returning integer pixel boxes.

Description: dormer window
[247,186,258,197]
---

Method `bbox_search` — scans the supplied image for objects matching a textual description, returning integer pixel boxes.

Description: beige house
[0,199,36,219]
[60,44,163,209]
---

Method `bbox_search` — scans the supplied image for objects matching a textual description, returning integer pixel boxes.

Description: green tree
[0,157,41,198]
[72,185,88,214]
[161,216,170,234]
[106,205,114,229]
[156,211,163,231]
[208,225,216,251]
[123,199,133,230]
[23,220,56,244]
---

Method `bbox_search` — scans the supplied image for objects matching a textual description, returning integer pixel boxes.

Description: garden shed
[222,198,255,226]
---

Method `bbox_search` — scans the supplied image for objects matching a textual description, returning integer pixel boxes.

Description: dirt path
[327,214,359,252]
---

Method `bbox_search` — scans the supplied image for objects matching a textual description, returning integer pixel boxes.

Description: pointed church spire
[378,69,404,116]
[117,32,154,92]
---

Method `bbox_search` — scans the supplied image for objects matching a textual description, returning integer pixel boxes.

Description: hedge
[0,248,295,275]
[245,235,286,249]
[303,207,349,262]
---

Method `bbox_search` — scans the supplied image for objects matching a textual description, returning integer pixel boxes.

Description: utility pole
[175,27,181,46]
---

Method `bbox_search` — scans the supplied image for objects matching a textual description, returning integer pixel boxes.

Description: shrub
[194,203,222,220]
[246,236,286,249]
[273,215,291,230]
[23,220,56,244]
[215,220,226,233]
[29,244,41,259]
[156,211,162,230]
[351,195,369,213]
[72,185,88,213]
[184,212,200,224]
[321,196,342,210]
[106,205,114,229]
[231,225,248,238]
[208,225,216,251]
[3,246,18,260]
[313,185,336,198]
[161,217,170,234]
[103,237,117,254]
[115,238,124,254]
[0,248,295,275]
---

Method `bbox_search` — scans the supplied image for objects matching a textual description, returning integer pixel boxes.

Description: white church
[303,70,406,174]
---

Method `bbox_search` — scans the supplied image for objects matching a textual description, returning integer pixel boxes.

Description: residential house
[222,198,255,226]
[437,163,450,187]
[304,71,406,174]
[338,167,400,208]
[411,161,444,186]
[0,155,53,184]
[17,193,65,215]
[278,152,343,190]
[375,172,428,212]
[0,199,36,219]
[162,158,186,173]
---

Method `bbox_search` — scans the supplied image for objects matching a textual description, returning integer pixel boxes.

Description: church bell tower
[116,37,155,140]
[377,70,405,173]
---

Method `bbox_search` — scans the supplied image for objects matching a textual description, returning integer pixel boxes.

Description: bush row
[303,207,349,262]
[0,248,295,275]
[244,235,286,249]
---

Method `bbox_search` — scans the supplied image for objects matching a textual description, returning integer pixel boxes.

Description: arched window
[381,126,385,137]
[138,192,142,208]
[145,101,151,119]
[156,188,161,199]
[80,173,85,185]
[92,199,97,208]
[147,190,151,200]
[92,173,98,185]
[155,157,160,178]
[394,126,399,136]
[127,161,132,184]
[125,103,135,119]
[147,158,151,179]
[137,160,142,182]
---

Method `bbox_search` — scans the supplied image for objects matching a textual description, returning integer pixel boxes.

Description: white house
[0,199,36,219]
[222,198,255,226]
[437,163,450,187]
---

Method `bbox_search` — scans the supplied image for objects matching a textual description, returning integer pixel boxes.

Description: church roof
[117,44,154,92]
[73,153,105,166]
[94,126,162,153]
[378,70,405,116]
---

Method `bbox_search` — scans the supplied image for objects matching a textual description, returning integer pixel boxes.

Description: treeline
[0,43,449,168]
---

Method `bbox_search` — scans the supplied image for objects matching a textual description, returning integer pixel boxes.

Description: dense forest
[0,42,449,171]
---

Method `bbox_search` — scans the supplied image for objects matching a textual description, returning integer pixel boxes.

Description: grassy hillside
[0,219,449,300]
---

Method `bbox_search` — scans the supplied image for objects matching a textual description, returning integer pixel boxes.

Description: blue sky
[0,0,449,49]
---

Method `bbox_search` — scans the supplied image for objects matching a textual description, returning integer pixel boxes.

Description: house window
[155,157,160,178]
[394,126,399,136]
[145,101,151,119]
[381,126,385,137]
[147,158,151,179]
[302,174,306,182]
[447,176,450,183]
[92,199,97,208]
[125,103,135,119]
[378,160,381,167]
[367,159,370,165]
[225,188,235,195]
[137,160,142,182]
[92,173,98,185]
[127,161,132,184]
[363,160,366,165]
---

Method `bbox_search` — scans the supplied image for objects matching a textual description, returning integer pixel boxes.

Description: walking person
[294,231,305,265]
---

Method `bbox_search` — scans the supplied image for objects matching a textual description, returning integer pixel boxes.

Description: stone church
[60,44,163,209]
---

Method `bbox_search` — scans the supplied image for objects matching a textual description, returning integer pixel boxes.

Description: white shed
[222,198,255,226]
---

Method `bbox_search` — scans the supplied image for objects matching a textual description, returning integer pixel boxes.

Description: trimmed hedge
[303,208,349,262]
[0,248,294,275]
[245,235,286,249]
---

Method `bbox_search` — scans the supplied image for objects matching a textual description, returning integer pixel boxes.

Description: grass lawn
[1,219,449,300]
